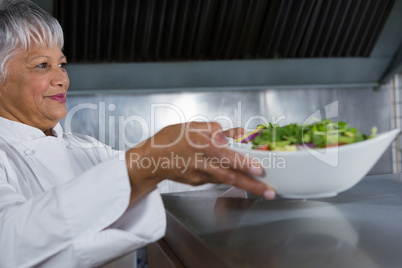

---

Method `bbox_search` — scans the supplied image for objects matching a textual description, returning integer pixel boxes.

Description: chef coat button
[66,143,73,150]
[24,149,35,155]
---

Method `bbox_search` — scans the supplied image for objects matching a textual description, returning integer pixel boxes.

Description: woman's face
[0,45,69,132]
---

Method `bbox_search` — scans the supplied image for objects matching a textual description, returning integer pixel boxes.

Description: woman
[0,0,275,267]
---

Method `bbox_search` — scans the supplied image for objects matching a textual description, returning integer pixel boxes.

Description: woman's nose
[50,67,69,88]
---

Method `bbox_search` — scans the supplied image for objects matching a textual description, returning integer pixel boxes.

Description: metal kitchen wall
[62,81,394,175]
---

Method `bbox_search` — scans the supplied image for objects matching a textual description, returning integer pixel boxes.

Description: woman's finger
[223,127,247,139]
[201,141,264,177]
[195,158,276,199]
[185,130,266,181]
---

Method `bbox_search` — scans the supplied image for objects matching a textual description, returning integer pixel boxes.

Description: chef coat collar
[0,116,64,141]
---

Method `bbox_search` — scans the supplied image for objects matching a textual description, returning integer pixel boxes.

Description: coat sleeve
[0,153,166,268]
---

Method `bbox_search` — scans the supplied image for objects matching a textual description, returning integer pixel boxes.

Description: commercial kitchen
[31,0,402,267]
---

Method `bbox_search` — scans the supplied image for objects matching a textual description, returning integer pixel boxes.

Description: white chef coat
[0,117,167,268]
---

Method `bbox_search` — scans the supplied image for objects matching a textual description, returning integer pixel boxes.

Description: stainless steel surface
[161,174,402,268]
[392,73,401,173]
[62,85,393,174]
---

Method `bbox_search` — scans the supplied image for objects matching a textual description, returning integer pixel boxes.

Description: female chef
[0,0,275,267]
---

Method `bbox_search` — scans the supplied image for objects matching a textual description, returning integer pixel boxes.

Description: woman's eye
[36,63,48,68]
[59,62,67,69]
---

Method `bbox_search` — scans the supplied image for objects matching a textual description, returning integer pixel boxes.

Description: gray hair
[0,0,64,82]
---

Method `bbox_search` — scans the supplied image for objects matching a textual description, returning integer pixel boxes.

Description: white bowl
[231,128,400,199]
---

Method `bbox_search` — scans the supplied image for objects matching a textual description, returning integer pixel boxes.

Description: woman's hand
[125,122,275,205]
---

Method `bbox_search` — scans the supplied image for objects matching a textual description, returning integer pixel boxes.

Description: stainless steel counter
[153,174,402,268]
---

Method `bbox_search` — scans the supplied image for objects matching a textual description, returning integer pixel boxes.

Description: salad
[234,119,377,151]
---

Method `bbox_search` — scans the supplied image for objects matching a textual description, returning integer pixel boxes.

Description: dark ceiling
[54,0,396,63]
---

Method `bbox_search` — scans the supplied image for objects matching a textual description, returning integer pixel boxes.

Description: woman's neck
[43,128,54,136]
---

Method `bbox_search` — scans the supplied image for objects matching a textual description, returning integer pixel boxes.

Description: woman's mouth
[47,93,66,103]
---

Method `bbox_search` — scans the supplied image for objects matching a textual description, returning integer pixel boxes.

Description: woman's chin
[45,109,67,125]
